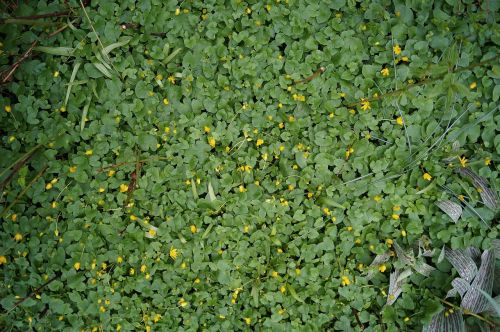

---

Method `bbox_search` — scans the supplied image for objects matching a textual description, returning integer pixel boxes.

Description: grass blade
[80,98,91,132]
[65,62,81,107]
[34,46,75,56]
[102,38,131,57]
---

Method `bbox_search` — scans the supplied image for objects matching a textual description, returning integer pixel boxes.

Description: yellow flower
[163,98,169,106]
[292,94,305,102]
[148,229,156,237]
[262,153,268,161]
[117,256,123,264]
[279,145,285,151]
[323,207,331,216]
[74,262,81,270]
[129,268,135,275]
[396,117,404,126]
[341,275,351,286]
[53,71,59,78]
[256,138,264,147]
[280,285,286,293]
[271,271,279,278]
[386,239,394,247]
[98,187,105,193]
[4,105,12,113]
[295,268,301,275]
[107,169,115,177]
[85,149,93,156]
[278,102,283,108]
[379,264,387,272]
[11,214,17,221]
[208,136,216,148]
[239,185,247,193]
[381,68,390,76]
[401,229,407,237]
[392,214,400,220]
[243,225,250,233]
[374,195,382,202]
[0,255,7,265]
[99,306,106,313]
[484,157,491,166]
[401,56,409,62]
[360,99,371,111]
[69,166,77,173]
[168,75,176,84]
[140,264,147,273]
[178,298,188,307]
[204,126,211,133]
[190,225,197,233]
[244,317,251,325]
[175,8,180,15]
[404,317,410,322]
[423,173,432,181]
[469,82,477,89]
[119,184,129,193]
[169,246,178,260]
[458,156,468,168]
[393,44,402,55]
[13,232,23,241]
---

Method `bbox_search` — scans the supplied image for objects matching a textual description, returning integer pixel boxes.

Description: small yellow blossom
[279,145,285,151]
[69,166,77,173]
[278,122,284,129]
[256,138,264,147]
[458,156,468,168]
[360,99,371,111]
[271,271,279,278]
[239,185,247,193]
[278,102,283,108]
[107,169,115,177]
[169,246,178,260]
[0,255,8,265]
[379,264,387,273]
[401,229,407,237]
[386,239,394,247]
[4,105,12,113]
[129,268,135,275]
[404,317,410,322]
[392,214,400,220]
[469,82,477,89]
[288,115,295,122]
[175,8,180,15]
[178,298,188,307]
[280,285,286,293]
[244,317,251,325]
[484,158,491,166]
[85,149,93,156]
[243,225,250,233]
[51,201,58,208]
[346,226,353,231]
[163,98,169,106]
[98,187,105,193]
[204,126,211,133]
[423,173,432,181]
[117,256,123,263]
[341,275,351,286]
[396,117,404,126]
[208,136,216,148]
[374,195,382,202]
[74,262,81,270]
[168,75,176,84]
[119,184,129,193]
[148,229,156,237]
[140,264,147,273]
[393,44,402,55]
[381,68,390,76]
[323,207,331,216]
[292,94,306,102]
[190,225,197,233]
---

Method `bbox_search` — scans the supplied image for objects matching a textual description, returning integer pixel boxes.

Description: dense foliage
[0,0,499,331]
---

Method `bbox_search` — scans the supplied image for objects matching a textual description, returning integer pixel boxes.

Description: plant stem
[437,297,496,327]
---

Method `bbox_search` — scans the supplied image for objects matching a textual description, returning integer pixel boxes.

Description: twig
[8,275,58,312]
[352,309,365,330]
[0,165,48,218]
[11,11,69,20]
[1,41,38,84]
[294,67,325,84]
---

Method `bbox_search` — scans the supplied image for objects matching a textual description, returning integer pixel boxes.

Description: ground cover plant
[0,0,499,331]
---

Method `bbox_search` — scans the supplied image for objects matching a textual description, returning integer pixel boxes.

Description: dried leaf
[396,269,413,283]
[422,310,465,332]
[393,241,413,265]
[414,261,435,276]
[446,278,470,299]
[492,239,500,260]
[436,200,462,222]
[444,247,478,283]
[386,269,404,305]
[366,252,390,280]
[456,168,498,210]
[461,250,494,313]
[438,245,446,263]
